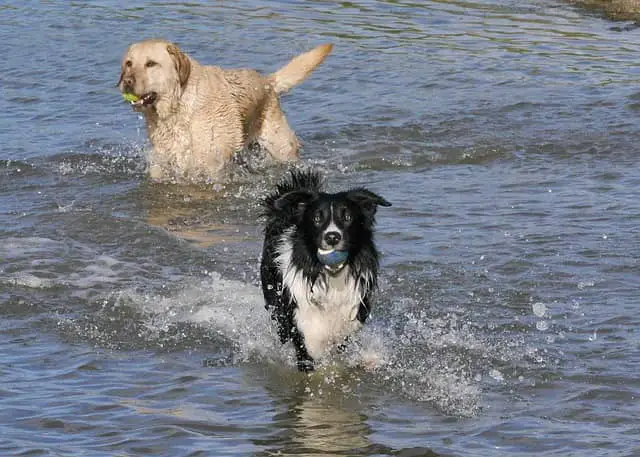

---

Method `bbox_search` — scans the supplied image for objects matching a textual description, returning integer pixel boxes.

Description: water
[1,1,639,455]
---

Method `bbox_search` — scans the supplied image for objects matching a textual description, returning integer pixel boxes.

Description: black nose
[122,75,135,90]
[324,231,342,246]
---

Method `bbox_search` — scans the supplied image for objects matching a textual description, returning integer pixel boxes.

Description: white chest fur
[275,235,365,360]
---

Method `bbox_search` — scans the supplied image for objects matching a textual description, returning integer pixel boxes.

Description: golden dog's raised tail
[270,43,333,94]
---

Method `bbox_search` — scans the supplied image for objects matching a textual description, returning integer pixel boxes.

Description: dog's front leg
[292,329,314,372]
[189,115,242,178]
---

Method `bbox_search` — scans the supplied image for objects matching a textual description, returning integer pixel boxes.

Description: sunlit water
[1,1,639,456]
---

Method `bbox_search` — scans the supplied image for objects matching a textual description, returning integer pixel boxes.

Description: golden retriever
[117,39,332,182]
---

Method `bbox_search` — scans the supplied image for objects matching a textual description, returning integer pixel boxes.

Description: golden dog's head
[117,39,191,112]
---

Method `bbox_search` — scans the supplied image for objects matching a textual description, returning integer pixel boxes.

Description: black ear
[347,188,391,221]
[273,190,317,220]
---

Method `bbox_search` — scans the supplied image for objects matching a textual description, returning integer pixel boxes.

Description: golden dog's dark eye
[125,60,132,68]
[145,60,158,68]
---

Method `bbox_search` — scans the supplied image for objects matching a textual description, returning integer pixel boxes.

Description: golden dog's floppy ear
[166,44,191,87]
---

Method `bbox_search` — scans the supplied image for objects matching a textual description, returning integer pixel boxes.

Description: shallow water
[1,1,640,456]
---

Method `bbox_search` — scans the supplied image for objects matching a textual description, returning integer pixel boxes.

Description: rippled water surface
[2,1,640,456]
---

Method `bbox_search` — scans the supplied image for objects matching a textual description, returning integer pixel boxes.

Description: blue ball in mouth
[317,249,348,266]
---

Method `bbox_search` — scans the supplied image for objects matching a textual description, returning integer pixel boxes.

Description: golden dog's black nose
[122,75,135,92]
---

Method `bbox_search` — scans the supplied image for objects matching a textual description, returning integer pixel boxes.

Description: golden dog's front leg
[148,162,164,181]
[146,143,176,182]
[189,116,243,180]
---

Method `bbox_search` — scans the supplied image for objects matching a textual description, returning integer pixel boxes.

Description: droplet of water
[532,302,547,317]
[489,369,504,382]
[577,281,594,290]
[536,320,549,331]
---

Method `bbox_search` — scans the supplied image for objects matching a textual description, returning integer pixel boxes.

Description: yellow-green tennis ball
[122,93,139,103]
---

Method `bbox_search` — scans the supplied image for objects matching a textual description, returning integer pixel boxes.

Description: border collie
[260,170,391,371]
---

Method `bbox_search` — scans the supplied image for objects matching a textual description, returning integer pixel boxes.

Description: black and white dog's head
[271,175,391,277]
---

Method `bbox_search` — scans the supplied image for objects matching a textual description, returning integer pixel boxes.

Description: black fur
[260,169,391,371]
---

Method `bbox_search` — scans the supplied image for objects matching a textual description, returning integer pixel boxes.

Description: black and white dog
[260,170,391,371]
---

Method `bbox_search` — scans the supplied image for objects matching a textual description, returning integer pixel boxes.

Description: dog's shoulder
[189,65,234,101]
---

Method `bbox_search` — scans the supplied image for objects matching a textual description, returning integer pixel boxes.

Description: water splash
[0,237,176,297]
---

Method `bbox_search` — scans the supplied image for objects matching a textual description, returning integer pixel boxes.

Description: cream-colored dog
[117,40,332,182]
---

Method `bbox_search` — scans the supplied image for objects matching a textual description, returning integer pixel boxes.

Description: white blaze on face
[321,202,343,250]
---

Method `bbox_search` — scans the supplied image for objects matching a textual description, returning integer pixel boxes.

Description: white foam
[111,272,289,366]
[0,237,176,297]
[43,249,539,418]
[55,144,146,177]
[108,276,496,416]
[4,273,57,290]
[0,236,65,259]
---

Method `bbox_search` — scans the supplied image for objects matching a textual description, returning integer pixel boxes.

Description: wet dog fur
[117,40,332,182]
[260,170,391,371]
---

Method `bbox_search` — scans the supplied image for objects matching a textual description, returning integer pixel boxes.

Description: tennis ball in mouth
[122,93,139,103]
[317,249,348,266]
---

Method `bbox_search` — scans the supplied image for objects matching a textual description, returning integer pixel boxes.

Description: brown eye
[145,60,158,68]
[125,60,132,68]
[313,212,323,225]
[339,206,352,222]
